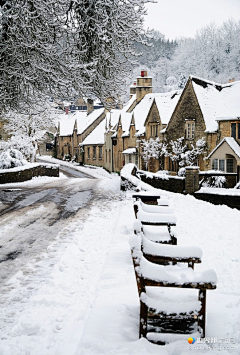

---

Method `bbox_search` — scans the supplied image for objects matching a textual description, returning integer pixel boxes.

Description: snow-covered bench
[132,250,217,341]
[134,203,177,227]
[133,219,177,245]
[134,200,173,215]
[131,233,202,269]
[132,191,162,205]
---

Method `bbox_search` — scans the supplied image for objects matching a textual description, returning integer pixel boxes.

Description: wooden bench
[130,191,217,344]
[134,220,177,245]
[134,203,177,227]
[132,191,161,205]
[141,233,202,269]
[131,250,217,342]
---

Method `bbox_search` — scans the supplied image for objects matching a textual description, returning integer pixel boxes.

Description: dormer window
[186,121,195,139]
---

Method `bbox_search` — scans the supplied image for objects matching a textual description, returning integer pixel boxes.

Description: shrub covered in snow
[0,136,35,162]
[177,167,186,177]
[235,181,240,189]
[0,149,27,169]
[202,175,226,188]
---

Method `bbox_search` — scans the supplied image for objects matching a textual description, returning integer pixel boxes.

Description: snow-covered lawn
[0,162,239,355]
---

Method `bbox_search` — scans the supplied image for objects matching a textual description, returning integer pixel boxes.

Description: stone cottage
[162,76,240,173]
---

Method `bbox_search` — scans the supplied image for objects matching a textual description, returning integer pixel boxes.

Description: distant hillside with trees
[127,19,240,95]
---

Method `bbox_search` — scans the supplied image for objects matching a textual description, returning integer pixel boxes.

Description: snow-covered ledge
[0,163,59,184]
[120,164,156,192]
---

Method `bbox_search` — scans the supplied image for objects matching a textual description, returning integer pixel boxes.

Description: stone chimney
[136,70,153,102]
[229,78,235,83]
[130,81,137,98]
[87,98,94,115]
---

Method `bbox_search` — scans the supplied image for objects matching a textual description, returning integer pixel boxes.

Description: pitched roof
[105,110,121,132]
[81,119,106,146]
[207,137,240,159]
[132,95,155,136]
[191,76,240,132]
[58,115,76,136]
[122,94,137,113]
[132,91,182,137]
[121,112,133,137]
[75,108,105,134]
[154,91,182,125]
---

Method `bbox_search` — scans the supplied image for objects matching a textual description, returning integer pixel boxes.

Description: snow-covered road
[0,177,98,283]
[0,159,239,355]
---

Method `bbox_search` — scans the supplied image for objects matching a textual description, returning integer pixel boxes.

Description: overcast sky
[144,0,240,40]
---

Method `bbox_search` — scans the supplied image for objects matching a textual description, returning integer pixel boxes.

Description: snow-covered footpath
[0,160,239,355]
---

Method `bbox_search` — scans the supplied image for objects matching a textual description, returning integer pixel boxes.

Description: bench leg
[139,300,148,338]
[188,261,194,269]
[198,289,206,338]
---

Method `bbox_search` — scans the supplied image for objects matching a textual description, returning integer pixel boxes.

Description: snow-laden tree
[3,102,59,161]
[168,137,206,174]
[0,135,35,163]
[128,19,240,92]
[141,137,168,169]
[169,20,240,84]
[0,0,151,112]
[0,148,27,169]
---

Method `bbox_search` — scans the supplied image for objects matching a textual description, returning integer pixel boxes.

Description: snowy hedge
[0,149,27,169]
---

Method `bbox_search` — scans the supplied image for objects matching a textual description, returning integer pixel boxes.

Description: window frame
[186,121,195,139]
[150,124,158,138]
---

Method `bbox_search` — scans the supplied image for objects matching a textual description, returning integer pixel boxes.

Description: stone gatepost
[185,166,200,194]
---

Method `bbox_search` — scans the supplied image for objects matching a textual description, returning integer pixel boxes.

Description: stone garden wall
[0,164,59,184]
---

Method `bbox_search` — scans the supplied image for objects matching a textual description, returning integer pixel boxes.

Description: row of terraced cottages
[55,72,240,179]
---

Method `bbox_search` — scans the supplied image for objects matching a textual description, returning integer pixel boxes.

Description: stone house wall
[84,144,104,167]
[57,135,72,159]
[163,79,218,172]
[218,120,240,145]
[112,125,124,173]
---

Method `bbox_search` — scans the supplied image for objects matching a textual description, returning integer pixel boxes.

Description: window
[226,158,234,172]
[87,147,90,159]
[93,146,96,159]
[105,149,107,162]
[212,159,218,170]
[219,159,225,171]
[99,146,102,159]
[135,154,138,166]
[186,122,195,139]
[150,124,158,137]
[129,154,132,163]
[46,143,53,150]
[231,123,236,139]
[109,150,111,163]
[212,158,234,172]
[231,122,240,140]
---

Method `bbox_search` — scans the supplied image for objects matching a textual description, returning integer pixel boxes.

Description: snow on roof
[207,137,240,159]
[122,148,136,154]
[81,119,106,146]
[132,91,182,137]
[191,77,240,132]
[105,110,121,131]
[75,108,105,134]
[132,94,155,136]
[122,94,137,112]
[154,90,182,125]
[58,115,76,136]
[121,112,133,137]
